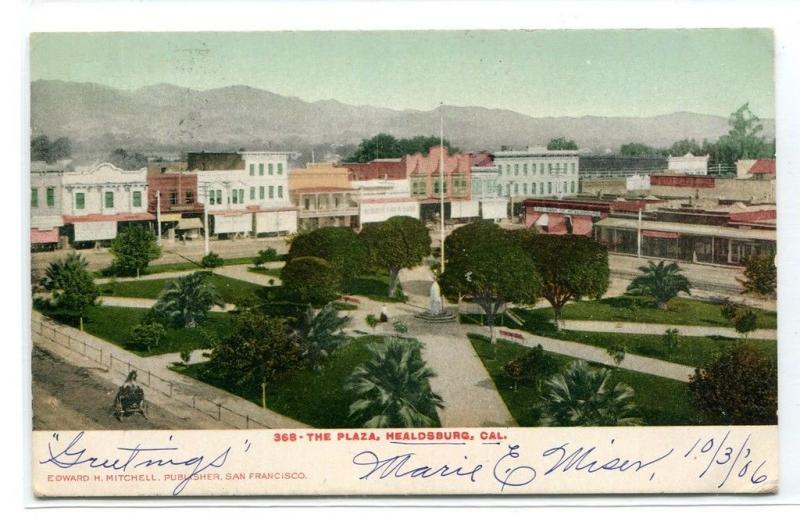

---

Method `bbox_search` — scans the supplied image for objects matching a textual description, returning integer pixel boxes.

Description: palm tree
[152,272,224,328]
[625,260,691,310]
[297,302,350,371]
[538,360,642,426]
[345,338,444,428]
[42,252,89,291]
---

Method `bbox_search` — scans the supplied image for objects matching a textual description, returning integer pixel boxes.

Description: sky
[30,29,775,118]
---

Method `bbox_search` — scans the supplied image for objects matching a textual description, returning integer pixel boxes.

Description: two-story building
[30,162,66,249]
[343,158,420,225]
[146,163,205,240]
[60,163,153,245]
[187,151,298,237]
[468,152,509,220]
[288,162,360,230]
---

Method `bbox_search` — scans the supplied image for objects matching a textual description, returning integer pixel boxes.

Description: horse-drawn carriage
[113,370,148,420]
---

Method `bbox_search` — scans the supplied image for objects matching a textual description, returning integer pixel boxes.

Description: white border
[6,0,800,511]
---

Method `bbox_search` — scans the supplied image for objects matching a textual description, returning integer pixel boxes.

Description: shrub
[201,252,224,269]
[662,328,680,351]
[127,322,166,353]
[254,248,278,268]
[280,256,341,305]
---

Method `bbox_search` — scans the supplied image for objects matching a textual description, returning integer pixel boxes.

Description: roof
[749,159,776,175]
[468,152,494,167]
[291,187,356,193]
[63,212,155,223]
[595,217,775,241]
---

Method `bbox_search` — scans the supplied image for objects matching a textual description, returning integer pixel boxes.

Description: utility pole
[203,186,210,256]
[637,208,642,258]
[155,190,162,245]
[439,105,446,274]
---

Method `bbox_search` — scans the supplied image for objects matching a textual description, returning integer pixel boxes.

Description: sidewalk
[560,319,777,340]
[98,296,235,312]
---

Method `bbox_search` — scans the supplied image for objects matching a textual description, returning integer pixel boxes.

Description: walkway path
[94,261,284,286]
[466,324,696,382]
[98,296,236,312]
[560,319,777,340]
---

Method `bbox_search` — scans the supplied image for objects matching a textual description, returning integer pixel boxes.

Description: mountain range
[30,80,774,156]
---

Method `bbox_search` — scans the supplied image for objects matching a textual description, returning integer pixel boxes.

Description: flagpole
[439,104,445,274]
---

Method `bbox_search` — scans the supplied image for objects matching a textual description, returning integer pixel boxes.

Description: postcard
[29,28,778,497]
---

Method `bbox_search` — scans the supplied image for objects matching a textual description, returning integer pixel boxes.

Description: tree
[127,322,166,353]
[625,260,691,310]
[360,216,431,298]
[667,139,703,157]
[31,135,72,163]
[439,221,541,344]
[620,142,660,157]
[720,103,769,164]
[522,234,610,330]
[733,307,759,339]
[662,328,681,352]
[345,337,444,428]
[201,252,224,269]
[107,148,148,170]
[205,307,305,393]
[503,344,559,391]
[689,343,777,425]
[346,133,459,163]
[739,253,776,297]
[547,137,578,150]
[287,226,367,286]
[253,247,278,268]
[538,360,643,426]
[296,303,350,371]
[151,272,224,328]
[43,252,99,331]
[110,225,161,277]
[281,256,342,305]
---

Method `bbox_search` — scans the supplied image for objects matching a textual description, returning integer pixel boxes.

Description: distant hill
[30,80,775,155]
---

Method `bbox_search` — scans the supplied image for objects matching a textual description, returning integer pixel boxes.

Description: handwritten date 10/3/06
[683,431,769,488]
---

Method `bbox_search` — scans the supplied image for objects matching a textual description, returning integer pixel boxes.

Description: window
[208,192,215,205]
[104,191,114,209]
[571,180,576,193]
[268,163,274,175]
[169,191,178,205]
[571,163,576,174]
[514,183,519,195]
[412,178,427,196]
[259,163,264,176]
[232,190,238,204]
[277,164,283,175]
[548,163,553,174]
[250,164,255,176]
[472,180,482,195]
[433,178,448,195]
[278,186,283,198]
[185,191,194,204]
[523,163,528,174]
[259,186,265,200]
[250,187,256,200]
[514,164,519,176]
[75,192,85,210]
[269,186,274,199]
[522,183,527,195]
[452,175,467,195]
[132,191,142,208]
[31,188,38,208]
[547,182,552,194]
[563,181,568,193]
[216,190,222,205]
[532,183,537,195]
[46,187,55,207]
[540,163,545,174]
[304,198,310,210]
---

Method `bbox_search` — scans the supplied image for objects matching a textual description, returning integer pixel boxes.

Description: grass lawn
[469,334,702,426]
[39,304,234,357]
[98,273,266,303]
[97,256,273,277]
[247,267,283,277]
[514,296,776,330]
[345,274,407,303]
[173,335,440,428]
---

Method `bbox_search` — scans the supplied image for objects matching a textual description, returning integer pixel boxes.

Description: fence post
[127,361,131,373]
[169,382,173,397]
[192,395,196,409]
[246,415,250,429]
[217,403,222,421]
[147,370,151,386]
[82,340,87,356]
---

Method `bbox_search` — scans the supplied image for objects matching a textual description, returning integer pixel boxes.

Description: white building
[351,177,420,225]
[190,151,298,236]
[470,164,508,220]
[30,162,66,247]
[668,153,709,175]
[493,147,580,200]
[60,163,152,243]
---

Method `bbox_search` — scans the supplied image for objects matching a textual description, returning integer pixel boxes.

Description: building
[649,174,775,204]
[187,151,298,237]
[289,163,360,230]
[747,159,776,178]
[60,163,153,245]
[406,146,474,220]
[493,148,580,219]
[146,166,204,241]
[343,158,420,224]
[668,153,709,175]
[468,152,508,220]
[523,197,659,236]
[30,162,66,249]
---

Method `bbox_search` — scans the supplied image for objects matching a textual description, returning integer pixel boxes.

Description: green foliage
[662,328,681,352]
[440,221,541,342]
[179,348,192,365]
[503,344,559,391]
[110,225,161,276]
[204,307,305,390]
[714,103,771,166]
[107,148,148,170]
[739,253,776,297]
[546,137,578,150]
[127,322,166,353]
[31,135,72,163]
[200,252,224,269]
[254,247,279,267]
[392,320,408,335]
[522,233,610,330]
[281,257,342,305]
[538,360,643,426]
[287,226,366,285]
[346,133,459,163]
[626,260,691,310]
[42,252,99,322]
[296,303,350,371]
[365,314,379,332]
[151,272,224,328]
[667,139,703,157]
[689,343,777,425]
[733,308,758,337]
[345,337,444,428]
[620,142,661,157]
[360,216,431,297]
[605,343,626,365]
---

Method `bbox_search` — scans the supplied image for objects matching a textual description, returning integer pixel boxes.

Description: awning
[642,230,680,239]
[31,228,59,244]
[177,217,204,230]
[74,221,117,242]
[525,211,541,228]
[159,213,183,223]
[571,215,593,236]
[547,214,568,235]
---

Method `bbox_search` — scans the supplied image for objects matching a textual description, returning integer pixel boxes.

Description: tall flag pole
[439,104,445,274]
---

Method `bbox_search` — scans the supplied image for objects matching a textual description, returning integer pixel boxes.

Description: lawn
[469,334,702,426]
[173,335,440,428]
[98,273,266,303]
[97,255,275,277]
[39,304,234,357]
[345,273,407,303]
[247,267,283,277]
[515,296,776,330]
